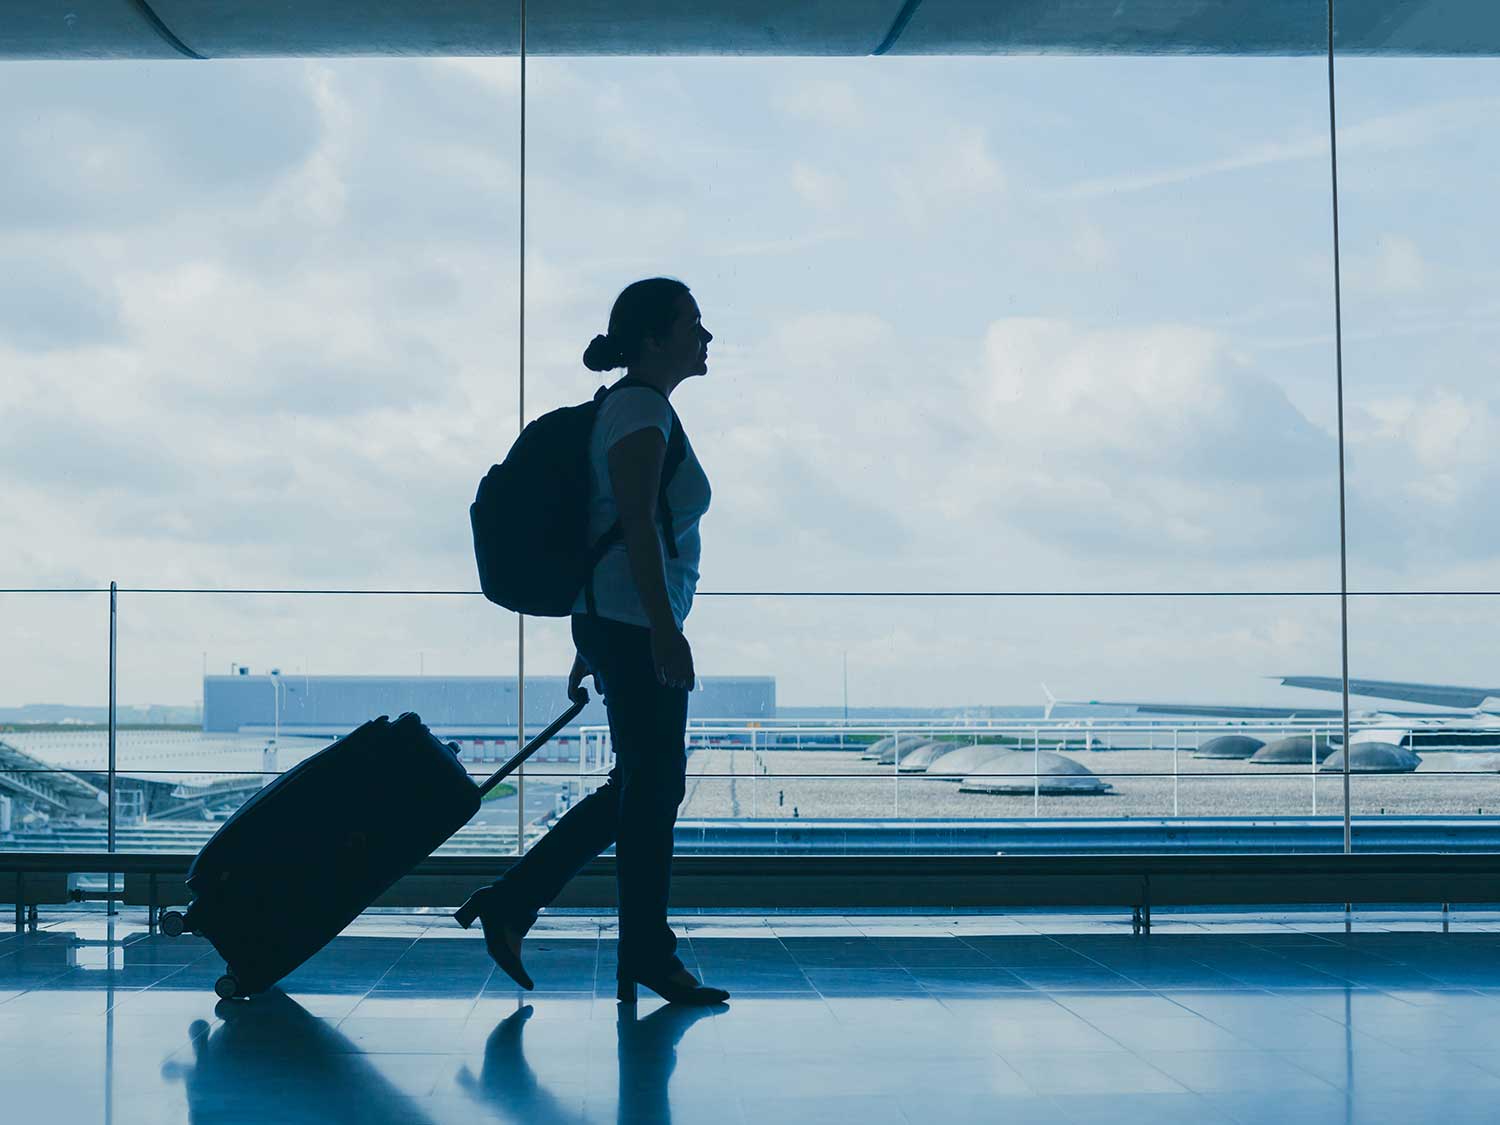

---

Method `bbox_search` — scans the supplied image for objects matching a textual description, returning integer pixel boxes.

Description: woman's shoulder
[604,385,674,420]
[597,384,674,441]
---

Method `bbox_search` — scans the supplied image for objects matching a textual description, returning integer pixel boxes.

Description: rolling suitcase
[159,692,589,999]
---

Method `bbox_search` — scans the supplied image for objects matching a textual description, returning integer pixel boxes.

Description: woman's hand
[567,653,596,703]
[650,625,695,690]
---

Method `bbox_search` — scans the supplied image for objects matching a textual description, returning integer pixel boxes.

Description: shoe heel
[454,891,484,930]
[617,976,638,1004]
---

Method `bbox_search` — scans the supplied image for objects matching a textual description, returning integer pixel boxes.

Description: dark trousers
[492,613,688,973]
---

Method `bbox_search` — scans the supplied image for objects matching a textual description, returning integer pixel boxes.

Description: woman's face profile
[649,293,712,379]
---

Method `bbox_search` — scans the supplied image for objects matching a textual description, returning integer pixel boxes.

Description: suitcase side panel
[187,714,481,993]
[188,716,392,883]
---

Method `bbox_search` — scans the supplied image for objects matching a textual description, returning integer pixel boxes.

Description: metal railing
[7,586,1500,862]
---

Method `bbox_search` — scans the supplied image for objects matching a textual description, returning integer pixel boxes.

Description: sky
[3,52,1498,711]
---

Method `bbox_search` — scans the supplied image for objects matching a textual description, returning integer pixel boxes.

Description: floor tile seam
[1068,988,1278,1053]
[932,989,1073,1021]
[1002,1046,1192,1098]
[1342,1020,1493,1053]
[913,982,1044,1005]
[1263,1040,1496,1091]
[5,965,77,997]
[1266,1042,1500,1076]
[1197,1093,1338,1125]
[1213,966,1352,990]
[1266,986,1424,1025]
[1124,1044,1350,1096]
[1310,969,1454,989]
[785,960,843,1019]
[952,932,1080,965]
[1042,939,1127,976]
[1282,946,1430,970]
[1105,963,1241,990]
[459,964,497,1020]
[365,931,430,986]
[331,937,421,1028]
[107,951,218,1010]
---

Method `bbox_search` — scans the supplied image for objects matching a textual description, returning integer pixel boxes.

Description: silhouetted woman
[458,278,728,1006]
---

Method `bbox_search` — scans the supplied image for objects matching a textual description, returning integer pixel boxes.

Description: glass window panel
[1342,594,1500,829]
[1335,56,1500,592]
[525,44,1339,594]
[534,593,1344,853]
[1335,47,1500,846]
[0,592,110,851]
[112,591,526,853]
[0,52,521,591]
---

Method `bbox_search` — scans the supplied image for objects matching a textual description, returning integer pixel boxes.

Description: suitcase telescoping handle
[475,690,591,798]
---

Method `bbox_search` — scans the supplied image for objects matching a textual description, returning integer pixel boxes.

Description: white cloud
[1057,94,1500,201]
[437,57,522,96]
[1066,221,1116,271]
[1357,235,1430,296]
[1401,391,1493,469]
[926,318,1341,576]
[789,161,843,209]
[685,309,1342,595]
[1060,130,1329,200]
[1339,383,1500,583]
[772,78,864,130]
[972,319,1324,479]
[886,124,1005,228]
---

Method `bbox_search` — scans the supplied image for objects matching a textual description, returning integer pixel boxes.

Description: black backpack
[471,379,686,617]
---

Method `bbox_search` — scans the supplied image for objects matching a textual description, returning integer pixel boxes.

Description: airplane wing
[1056,677,1500,719]
[1066,700,1343,719]
[1278,676,1500,709]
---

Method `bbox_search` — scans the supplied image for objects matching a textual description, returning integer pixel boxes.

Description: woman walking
[457,278,728,1006]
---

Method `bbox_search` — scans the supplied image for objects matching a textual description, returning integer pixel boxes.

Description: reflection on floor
[6,909,1500,1123]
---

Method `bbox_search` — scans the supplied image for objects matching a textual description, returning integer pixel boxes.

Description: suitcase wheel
[159,910,186,938]
[214,973,244,1000]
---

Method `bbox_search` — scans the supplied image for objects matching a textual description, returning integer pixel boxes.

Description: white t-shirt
[571,385,711,629]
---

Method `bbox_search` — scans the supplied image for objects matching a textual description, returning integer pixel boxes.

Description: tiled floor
[5,909,1500,1123]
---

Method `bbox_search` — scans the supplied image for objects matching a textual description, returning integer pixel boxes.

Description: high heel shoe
[617,966,730,1006]
[455,887,534,991]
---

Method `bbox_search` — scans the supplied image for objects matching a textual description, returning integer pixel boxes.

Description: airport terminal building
[204,671,777,760]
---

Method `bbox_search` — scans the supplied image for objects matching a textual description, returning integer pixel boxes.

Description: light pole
[842,651,849,722]
[270,669,297,747]
[268,672,296,782]
[841,651,849,750]
[269,669,281,748]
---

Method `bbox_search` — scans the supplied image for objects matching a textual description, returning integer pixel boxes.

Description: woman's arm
[607,428,675,631]
[607,427,696,688]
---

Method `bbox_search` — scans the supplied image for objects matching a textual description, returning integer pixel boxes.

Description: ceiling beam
[2,0,1497,60]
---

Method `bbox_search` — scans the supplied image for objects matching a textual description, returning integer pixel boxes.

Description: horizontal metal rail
[10,849,1500,876]
[8,850,1500,936]
[8,767,1500,779]
[16,816,1500,860]
[13,586,1500,596]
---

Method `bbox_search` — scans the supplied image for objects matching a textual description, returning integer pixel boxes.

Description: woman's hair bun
[583,333,623,373]
[585,278,688,373]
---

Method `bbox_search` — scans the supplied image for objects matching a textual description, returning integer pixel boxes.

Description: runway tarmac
[673,748,1500,819]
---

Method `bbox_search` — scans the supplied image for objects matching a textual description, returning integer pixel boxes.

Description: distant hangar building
[204,672,777,760]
